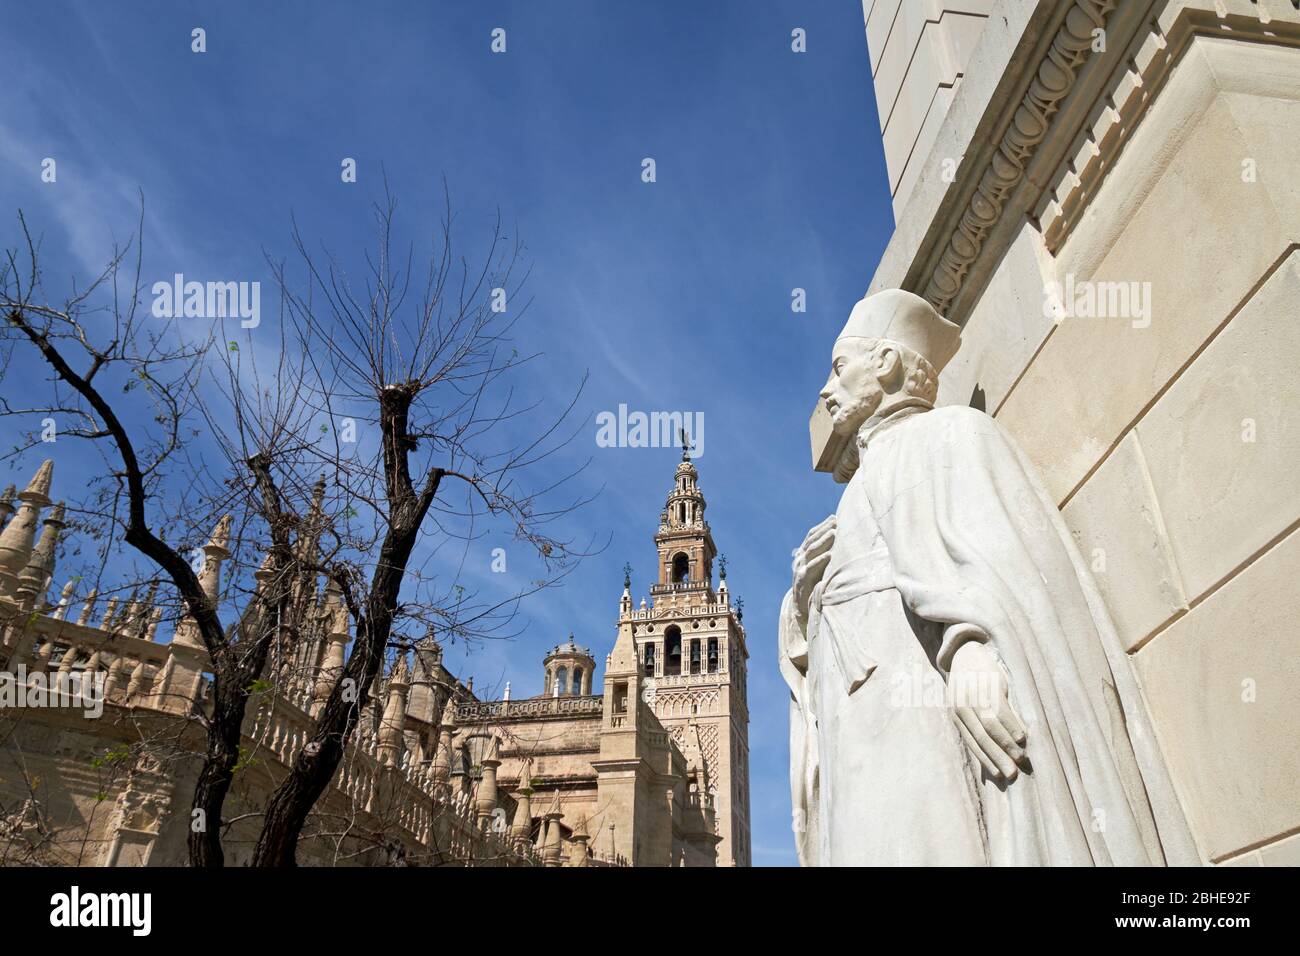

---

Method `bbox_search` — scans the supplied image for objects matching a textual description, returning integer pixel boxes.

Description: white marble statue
[780,290,1199,866]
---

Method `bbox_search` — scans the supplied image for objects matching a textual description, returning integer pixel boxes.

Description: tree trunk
[251,729,350,866]
[187,693,246,866]
[251,391,430,866]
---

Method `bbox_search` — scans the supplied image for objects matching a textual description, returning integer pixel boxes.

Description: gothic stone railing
[244,689,539,865]
[0,602,197,714]
[646,672,728,689]
[625,601,732,621]
[456,695,603,722]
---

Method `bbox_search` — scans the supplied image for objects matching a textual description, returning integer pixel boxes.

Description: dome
[542,635,595,697]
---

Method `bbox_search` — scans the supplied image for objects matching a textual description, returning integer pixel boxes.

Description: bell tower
[655,449,715,594]
[622,447,751,866]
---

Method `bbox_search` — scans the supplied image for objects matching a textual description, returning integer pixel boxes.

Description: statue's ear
[874,344,905,391]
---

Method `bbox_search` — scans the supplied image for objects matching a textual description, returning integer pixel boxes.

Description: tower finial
[207,513,233,554]
[0,460,55,596]
[0,484,16,526]
[622,562,632,589]
[718,553,727,581]
[23,460,54,504]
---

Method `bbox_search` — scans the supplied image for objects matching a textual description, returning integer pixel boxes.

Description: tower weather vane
[679,426,693,460]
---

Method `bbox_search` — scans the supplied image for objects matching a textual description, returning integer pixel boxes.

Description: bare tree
[0,205,316,867]
[246,184,592,865]
[1,185,593,866]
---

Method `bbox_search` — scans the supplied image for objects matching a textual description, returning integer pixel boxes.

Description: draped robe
[779,404,1198,866]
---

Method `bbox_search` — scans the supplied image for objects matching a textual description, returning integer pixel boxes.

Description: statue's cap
[836,290,961,374]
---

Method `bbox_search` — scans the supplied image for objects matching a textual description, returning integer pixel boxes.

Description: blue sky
[0,1,891,866]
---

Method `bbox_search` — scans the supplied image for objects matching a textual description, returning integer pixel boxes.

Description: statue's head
[820,290,961,436]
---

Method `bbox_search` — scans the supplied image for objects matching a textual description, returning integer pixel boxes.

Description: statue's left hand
[947,641,1029,783]
[791,514,836,626]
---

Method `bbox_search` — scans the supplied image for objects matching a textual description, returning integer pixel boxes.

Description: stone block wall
[863,0,996,217]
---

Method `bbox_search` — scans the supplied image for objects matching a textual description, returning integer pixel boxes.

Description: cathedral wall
[592,760,639,863]
[468,712,606,855]
[1,692,538,867]
[843,0,1300,866]
[0,471,576,868]
[0,714,131,865]
[493,714,601,787]
[652,708,748,867]
[864,0,996,216]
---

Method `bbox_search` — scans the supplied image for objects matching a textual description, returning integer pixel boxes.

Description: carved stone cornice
[921,0,1119,318]
[1037,1,1300,254]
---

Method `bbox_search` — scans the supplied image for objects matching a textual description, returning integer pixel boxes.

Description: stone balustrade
[647,672,728,688]
[456,694,603,722]
[624,602,731,621]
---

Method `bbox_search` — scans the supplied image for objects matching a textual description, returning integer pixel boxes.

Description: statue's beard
[829,393,880,435]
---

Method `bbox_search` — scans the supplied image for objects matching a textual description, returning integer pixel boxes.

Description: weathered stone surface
[1134,527,1300,863]
[999,36,1300,503]
[1062,433,1187,650]
[1260,832,1300,867]
[1136,249,1300,602]
[1001,99,1289,501]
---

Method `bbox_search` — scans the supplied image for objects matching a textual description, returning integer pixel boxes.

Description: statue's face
[820,338,883,435]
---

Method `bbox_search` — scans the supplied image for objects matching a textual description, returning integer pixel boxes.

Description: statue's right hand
[791,515,836,623]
